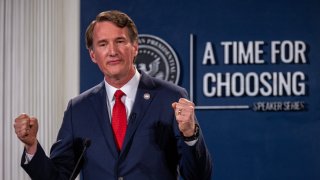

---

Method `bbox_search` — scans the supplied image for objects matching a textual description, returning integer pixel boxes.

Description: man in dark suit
[14,10,212,179]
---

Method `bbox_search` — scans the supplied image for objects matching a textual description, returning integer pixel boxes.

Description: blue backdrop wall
[80,0,320,179]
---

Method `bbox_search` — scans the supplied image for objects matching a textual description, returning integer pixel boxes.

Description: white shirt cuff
[24,152,34,164]
[184,139,198,146]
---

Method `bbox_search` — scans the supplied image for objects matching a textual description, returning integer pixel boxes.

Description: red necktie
[112,90,127,150]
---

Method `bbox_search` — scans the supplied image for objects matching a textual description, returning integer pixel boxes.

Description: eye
[116,38,127,44]
[99,42,106,47]
[116,40,125,44]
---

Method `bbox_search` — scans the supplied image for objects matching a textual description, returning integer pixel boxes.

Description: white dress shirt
[104,68,140,122]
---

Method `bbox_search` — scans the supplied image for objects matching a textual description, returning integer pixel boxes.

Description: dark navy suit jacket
[21,72,213,180]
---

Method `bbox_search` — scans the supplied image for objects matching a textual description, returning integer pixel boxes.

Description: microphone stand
[69,138,91,180]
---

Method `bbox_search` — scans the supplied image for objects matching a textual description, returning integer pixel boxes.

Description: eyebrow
[115,36,127,41]
[97,39,107,44]
[96,36,127,43]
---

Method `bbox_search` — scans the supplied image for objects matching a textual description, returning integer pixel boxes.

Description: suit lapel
[89,81,118,158]
[120,72,157,156]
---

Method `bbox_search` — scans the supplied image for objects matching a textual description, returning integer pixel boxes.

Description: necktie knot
[114,90,125,100]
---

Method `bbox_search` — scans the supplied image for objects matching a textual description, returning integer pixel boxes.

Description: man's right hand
[13,113,39,154]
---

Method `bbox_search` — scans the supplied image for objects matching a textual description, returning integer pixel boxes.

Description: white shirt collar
[105,68,140,102]
[104,68,141,119]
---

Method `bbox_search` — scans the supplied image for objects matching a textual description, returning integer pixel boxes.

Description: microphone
[129,113,136,124]
[69,138,91,180]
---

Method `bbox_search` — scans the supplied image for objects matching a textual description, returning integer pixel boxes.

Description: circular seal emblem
[136,34,180,84]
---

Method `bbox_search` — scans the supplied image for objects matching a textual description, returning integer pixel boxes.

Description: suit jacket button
[118,177,124,180]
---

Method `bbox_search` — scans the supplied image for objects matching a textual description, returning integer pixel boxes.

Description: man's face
[89,21,138,83]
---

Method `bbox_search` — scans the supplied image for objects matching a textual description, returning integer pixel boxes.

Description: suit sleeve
[20,100,77,180]
[175,89,213,180]
[178,125,213,180]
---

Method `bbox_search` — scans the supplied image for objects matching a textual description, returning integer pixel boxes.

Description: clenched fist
[172,98,196,137]
[13,113,38,154]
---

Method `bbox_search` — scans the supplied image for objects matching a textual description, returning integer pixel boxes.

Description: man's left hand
[172,98,195,137]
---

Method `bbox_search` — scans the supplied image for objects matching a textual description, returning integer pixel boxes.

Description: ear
[132,42,139,56]
[89,49,97,63]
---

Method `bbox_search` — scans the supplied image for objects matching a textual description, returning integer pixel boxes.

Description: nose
[107,42,117,56]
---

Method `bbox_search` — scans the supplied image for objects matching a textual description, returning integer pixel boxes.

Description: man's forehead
[93,22,129,37]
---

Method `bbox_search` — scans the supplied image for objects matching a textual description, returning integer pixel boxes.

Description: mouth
[107,59,122,65]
